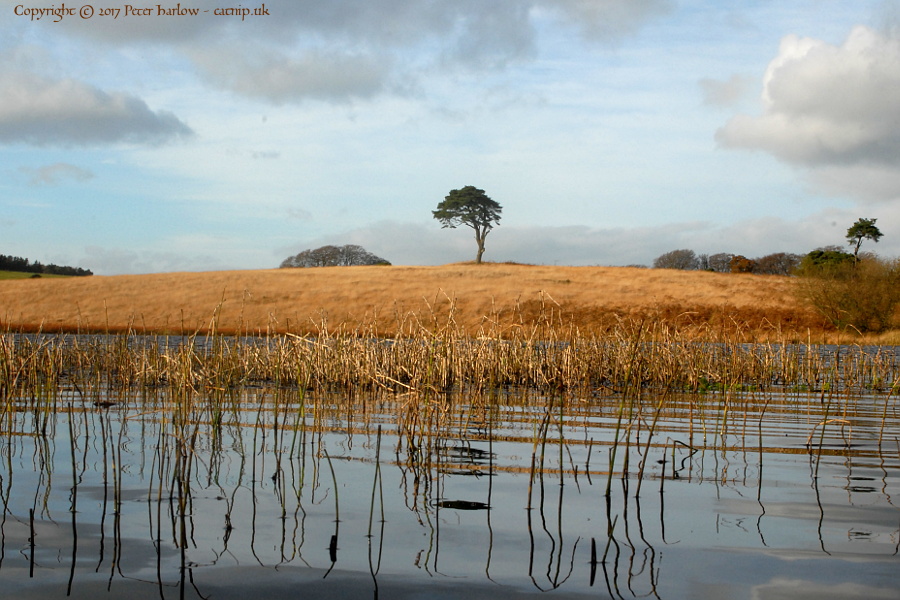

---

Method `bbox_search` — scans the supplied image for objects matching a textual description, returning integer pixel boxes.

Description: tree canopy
[280,245,390,268]
[799,246,855,273]
[652,249,699,270]
[432,186,502,264]
[846,217,882,259]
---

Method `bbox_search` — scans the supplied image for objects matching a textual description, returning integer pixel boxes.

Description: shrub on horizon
[796,254,900,333]
[280,244,391,268]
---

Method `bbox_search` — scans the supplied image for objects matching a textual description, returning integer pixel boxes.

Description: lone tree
[846,218,883,260]
[433,186,502,264]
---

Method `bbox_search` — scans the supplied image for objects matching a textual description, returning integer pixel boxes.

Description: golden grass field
[0,263,844,341]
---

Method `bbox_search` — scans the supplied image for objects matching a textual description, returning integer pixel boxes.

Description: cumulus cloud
[752,578,900,600]
[540,0,673,41]
[183,2,538,103]
[49,1,668,104]
[0,72,193,146]
[716,26,900,167]
[55,1,668,47]
[83,244,228,275]
[190,47,393,103]
[699,74,752,107]
[20,162,95,185]
[807,163,900,203]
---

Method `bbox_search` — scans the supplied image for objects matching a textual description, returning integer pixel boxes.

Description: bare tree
[754,252,801,276]
[652,249,699,270]
[707,253,733,273]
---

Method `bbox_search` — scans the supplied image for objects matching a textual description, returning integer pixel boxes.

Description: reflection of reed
[484,413,495,581]
[756,397,770,548]
[595,485,661,599]
[810,461,831,556]
[66,409,80,595]
[527,453,579,592]
[367,426,385,598]
[322,446,341,578]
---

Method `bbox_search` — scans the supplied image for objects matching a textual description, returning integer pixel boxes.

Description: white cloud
[806,163,900,203]
[190,46,393,104]
[717,26,900,168]
[752,578,900,600]
[20,162,94,185]
[45,0,668,104]
[286,208,314,222]
[540,0,673,41]
[699,74,752,108]
[0,72,193,146]
[83,242,229,275]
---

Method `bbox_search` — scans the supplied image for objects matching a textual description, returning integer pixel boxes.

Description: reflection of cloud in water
[719,497,900,530]
[8,566,577,600]
[752,578,899,600]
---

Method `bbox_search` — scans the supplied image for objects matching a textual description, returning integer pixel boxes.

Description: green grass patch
[0,270,69,280]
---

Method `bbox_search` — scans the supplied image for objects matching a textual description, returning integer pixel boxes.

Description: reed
[2,317,896,399]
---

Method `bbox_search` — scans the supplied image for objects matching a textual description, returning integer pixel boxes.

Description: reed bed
[2,308,896,496]
[1,317,897,399]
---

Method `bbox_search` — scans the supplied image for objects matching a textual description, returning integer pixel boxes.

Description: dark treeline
[0,254,93,277]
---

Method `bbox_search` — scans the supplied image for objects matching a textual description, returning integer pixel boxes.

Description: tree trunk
[474,228,486,264]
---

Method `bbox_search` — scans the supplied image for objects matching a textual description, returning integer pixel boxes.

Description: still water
[1,385,898,599]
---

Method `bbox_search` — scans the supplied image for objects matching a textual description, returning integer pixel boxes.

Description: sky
[1,0,899,274]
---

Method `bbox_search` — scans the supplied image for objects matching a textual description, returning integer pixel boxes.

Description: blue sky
[2,0,899,274]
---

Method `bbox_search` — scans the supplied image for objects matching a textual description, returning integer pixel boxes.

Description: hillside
[0,263,827,340]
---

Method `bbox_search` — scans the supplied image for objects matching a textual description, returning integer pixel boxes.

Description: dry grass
[0,263,834,340]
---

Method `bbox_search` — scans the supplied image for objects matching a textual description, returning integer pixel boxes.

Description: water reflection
[0,385,898,599]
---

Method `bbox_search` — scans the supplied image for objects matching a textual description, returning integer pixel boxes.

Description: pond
[1,379,898,599]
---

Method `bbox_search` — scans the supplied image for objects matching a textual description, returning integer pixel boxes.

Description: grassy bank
[0,263,838,341]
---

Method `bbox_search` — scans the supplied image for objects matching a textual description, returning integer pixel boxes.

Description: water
[1,385,898,599]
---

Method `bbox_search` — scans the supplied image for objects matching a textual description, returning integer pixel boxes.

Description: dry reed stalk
[1,324,898,401]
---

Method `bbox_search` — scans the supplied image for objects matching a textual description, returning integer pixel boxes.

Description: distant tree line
[0,254,93,277]
[652,249,802,276]
[652,219,898,333]
[280,244,391,268]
